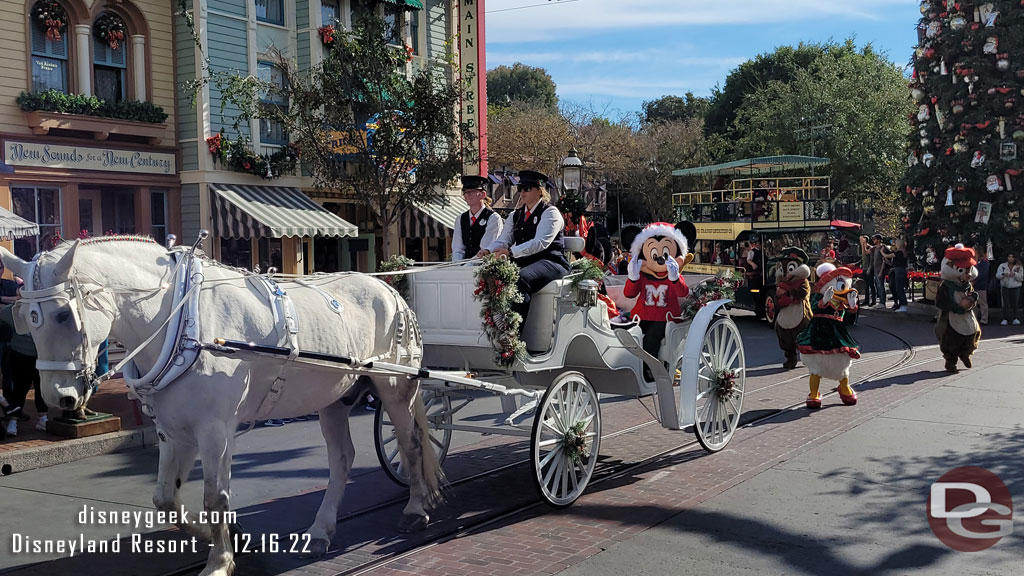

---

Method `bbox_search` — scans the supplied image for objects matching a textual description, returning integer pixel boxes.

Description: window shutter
[93,33,125,66]
[31,24,66,58]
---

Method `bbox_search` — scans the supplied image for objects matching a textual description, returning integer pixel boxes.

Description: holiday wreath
[680,269,741,320]
[94,13,127,51]
[473,255,525,366]
[31,0,68,42]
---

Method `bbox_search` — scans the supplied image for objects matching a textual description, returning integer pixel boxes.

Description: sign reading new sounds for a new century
[4,140,176,175]
[458,0,487,176]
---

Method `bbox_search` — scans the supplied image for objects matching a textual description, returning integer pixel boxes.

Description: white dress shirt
[451,206,503,261]
[487,201,565,260]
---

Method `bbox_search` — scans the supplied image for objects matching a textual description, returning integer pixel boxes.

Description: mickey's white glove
[627,257,641,281]
[666,256,680,282]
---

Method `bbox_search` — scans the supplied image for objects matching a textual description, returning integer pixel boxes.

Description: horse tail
[413,388,445,507]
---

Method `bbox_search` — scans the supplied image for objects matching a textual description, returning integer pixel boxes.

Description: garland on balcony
[206,132,300,179]
[94,13,127,51]
[31,0,67,42]
[16,90,168,123]
[473,255,525,366]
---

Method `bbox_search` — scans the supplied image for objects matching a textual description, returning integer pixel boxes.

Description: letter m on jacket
[645,284,668,307]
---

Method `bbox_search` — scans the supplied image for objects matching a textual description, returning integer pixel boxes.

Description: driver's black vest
[512,202,568,268]
[458,207,494,258]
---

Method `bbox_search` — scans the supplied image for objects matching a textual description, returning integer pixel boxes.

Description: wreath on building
[94,13,127,51]
[317,25,336,47]
[473,255,525,366]
[31,0,68,42]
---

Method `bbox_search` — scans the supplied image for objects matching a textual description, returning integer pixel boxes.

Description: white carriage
[374,252,747,507]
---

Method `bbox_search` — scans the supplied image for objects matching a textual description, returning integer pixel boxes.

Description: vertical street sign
[458,0,487,176]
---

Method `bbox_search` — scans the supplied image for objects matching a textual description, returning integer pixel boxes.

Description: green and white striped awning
[381,0,423,10]
[0,205,39,240]
[212,184,358,239]
[400,194,469,238]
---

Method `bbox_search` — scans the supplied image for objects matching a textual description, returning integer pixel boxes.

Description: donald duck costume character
[797,262,860,409]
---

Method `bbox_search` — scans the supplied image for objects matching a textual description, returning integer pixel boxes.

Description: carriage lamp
[562,147,584,193]
[576,279,599,308]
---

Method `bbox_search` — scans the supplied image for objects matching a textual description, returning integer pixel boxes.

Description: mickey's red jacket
[624,274,690,322]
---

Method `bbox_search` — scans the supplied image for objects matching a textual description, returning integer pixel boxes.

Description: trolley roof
[672,155,830,177]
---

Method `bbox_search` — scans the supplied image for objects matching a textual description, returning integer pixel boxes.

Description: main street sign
[458,0,487,176]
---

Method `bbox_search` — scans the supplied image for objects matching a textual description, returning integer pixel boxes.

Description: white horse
[0,238,442,576]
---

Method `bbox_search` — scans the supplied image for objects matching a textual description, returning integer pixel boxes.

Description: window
[220,238,253,269]
[383,3,402,46]
[322,0,339,26]
[29,2,69,93]
[350,0,371,27]
[93,13,128,102]
[11,187,62,260]
[258,237,283,273]
[150,189,168,246]
[257,62,288,145]
[255,0,284,25]
[409,10,420,55]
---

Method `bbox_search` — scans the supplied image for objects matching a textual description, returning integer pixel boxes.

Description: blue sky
[485,0,922,117]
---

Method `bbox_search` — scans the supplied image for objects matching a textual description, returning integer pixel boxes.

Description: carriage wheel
[693,317,745,453]
[764,294,777,327]
[530,371,601,507]
[374,389,452,487]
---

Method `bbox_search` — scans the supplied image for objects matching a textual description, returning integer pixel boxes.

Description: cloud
[485,0,909,43]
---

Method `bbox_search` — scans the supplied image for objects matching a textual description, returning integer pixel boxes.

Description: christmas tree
[905,0,1024,266]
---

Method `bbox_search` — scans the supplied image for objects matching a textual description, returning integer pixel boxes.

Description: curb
[0,425,158,476]
[859,304,936,322]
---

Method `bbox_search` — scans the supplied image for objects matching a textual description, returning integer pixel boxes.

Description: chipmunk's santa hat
[944,244,977,268]
[629,222,689,260]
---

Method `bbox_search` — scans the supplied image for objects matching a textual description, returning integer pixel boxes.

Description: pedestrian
[0,303,48,437]
[996,253,1023,325]
[819,239,836,262]
[870,234,888,308]
[973,248,991,325]
[890,238,909,312]
[859,236,876,306]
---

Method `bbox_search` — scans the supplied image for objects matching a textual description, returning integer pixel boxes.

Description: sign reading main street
[458,0,487,176]
[4,140,176,175]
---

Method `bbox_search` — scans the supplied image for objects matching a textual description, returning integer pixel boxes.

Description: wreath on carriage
[473,256,525,366]
[94,13,127,51]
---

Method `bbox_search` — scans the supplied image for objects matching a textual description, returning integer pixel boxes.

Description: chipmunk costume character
[797,263,860,409]
[774,247,812,370]
[935,245,981,373]
[624,222,692,360]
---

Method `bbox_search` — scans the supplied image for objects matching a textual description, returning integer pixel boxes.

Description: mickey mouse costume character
[623,222,692,361]
[773,247,812,370]
[935,244,981,373]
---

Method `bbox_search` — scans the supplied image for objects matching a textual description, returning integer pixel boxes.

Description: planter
[25,110,167,144]
[924,276,941,303]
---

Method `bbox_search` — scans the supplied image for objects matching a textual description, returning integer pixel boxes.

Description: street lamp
[561,147,583,193]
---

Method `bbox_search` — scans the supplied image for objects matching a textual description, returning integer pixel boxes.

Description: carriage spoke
[547,454,565,495]
[380,432,396,446]
[543,448,562,487]
[543,419,562,436]
[387,446,400,464]
[429,435,446,451]
[561,457,569,498]
[539,444,561,468]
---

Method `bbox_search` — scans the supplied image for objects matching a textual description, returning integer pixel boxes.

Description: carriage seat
[522,278,574,353]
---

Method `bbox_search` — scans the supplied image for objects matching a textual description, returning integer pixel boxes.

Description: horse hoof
[298,538,331,558]
[397,513,429,533]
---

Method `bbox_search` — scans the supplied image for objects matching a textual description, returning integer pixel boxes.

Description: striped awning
[212,184,358,239]
[400,194,469,238]
[0,205,39,240]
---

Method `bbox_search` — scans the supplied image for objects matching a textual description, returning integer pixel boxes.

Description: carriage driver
[477,170,569,324]
[451,175,503,261]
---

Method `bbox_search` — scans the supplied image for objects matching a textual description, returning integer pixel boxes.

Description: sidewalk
[0,379,155,476]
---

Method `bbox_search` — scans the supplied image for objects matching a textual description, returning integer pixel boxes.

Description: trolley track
[154,321,922,576]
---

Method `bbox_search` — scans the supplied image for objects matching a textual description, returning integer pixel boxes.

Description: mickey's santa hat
[629,222,689,259]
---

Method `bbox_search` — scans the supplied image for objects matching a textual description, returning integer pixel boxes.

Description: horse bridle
[13,256,108,379]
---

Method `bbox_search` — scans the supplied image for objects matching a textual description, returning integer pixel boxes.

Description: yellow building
[1,0,181,259]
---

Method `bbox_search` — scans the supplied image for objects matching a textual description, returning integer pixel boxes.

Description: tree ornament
[997,56,1010,72]
[926,21,942,38]
[908,152,919,167]
[952,101,964,114]
[986,175,1003,192]
[1001,141,1018,160]
[923,152,935,167]
[971,151,985,167]
[941,59,948,75]
[917,104,931,122]
[950,14,967,30]
[912,87,926,102]
[921,137,932,148]
[1014,130,1024,142]
[945,186,954,206]
[983,37,998,55]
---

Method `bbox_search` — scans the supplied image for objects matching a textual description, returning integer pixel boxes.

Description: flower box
[25,110,167,144]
